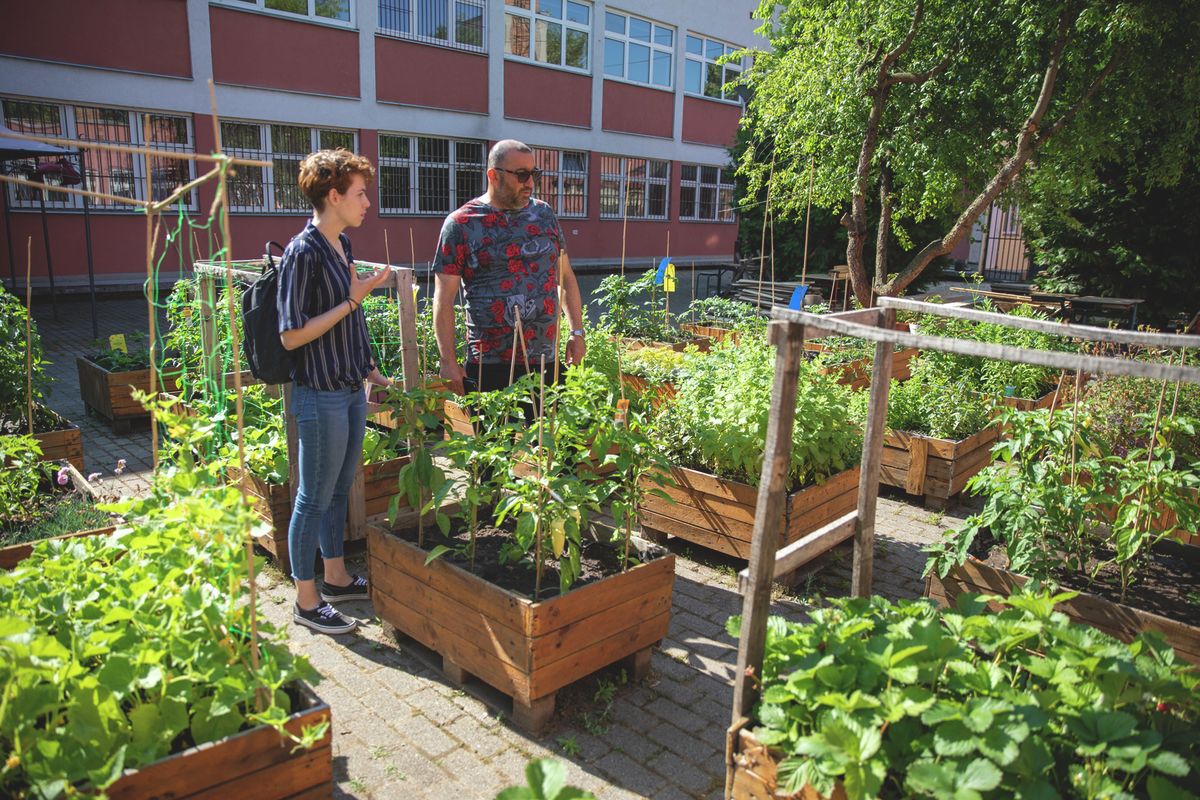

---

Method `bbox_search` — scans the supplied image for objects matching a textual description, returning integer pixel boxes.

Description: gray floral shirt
[434,197,564,365]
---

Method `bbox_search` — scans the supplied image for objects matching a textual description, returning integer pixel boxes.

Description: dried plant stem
[25,238,32,435]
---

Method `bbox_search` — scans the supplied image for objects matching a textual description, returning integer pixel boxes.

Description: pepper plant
[87,331,151,372]
[382,384,450,545]
[0,287,50,429]
[731,589,1199,800]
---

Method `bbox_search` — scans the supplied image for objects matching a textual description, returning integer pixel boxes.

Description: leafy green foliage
[682,297,767,336]
[619,346,687,386]
[87,332,151,372]
[655,337,861,488]
[0,288,49,428]
[495,759,596,800]
[734,590,1200,800]
[0,435,48,522]
[886,368,994,441]
[592,272,690,343]
[382,385,450,546]
[0,479,323,798]
[927,409,1200,602]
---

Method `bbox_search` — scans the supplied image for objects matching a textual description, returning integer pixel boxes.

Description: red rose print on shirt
[463,267,476,280]
[500,279,513,291]
[455,244,470,266]
[543,297,556,315]
[490,299,506,321]
[526,224,541,236]
[441,243,452,257]
[477,250,492,267]
[506,243,521,258]
[453,210,470,225]
[542,278,556,292]
[508,259,525,276]
[483,213,498,228]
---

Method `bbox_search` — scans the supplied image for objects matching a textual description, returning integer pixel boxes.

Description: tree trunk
[875,164,893,300]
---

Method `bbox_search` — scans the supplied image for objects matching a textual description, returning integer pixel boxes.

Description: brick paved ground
[33,295,978,800]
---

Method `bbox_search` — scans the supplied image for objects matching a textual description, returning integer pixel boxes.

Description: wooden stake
[664,230,671,327]
[24,237,32,436]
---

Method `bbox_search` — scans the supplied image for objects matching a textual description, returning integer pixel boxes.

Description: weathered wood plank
[737,512,858,593]
[528,611,669,698]
[529,554,674,637]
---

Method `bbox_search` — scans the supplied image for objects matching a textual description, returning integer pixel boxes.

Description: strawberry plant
[684,296,765,334]
[0,473,324,798]
[731,588,1200,800]
[496,759,596,800]
[0,435,48,521]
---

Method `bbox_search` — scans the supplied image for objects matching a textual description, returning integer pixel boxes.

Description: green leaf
[959,758,1002,792]
[425,545,453,566]
[1148,750,1190,778]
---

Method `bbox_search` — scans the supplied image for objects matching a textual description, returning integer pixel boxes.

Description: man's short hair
[488,139,533,170]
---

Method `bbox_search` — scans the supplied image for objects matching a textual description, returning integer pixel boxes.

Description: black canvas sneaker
[320,574,370,603]
[294,602,357,635]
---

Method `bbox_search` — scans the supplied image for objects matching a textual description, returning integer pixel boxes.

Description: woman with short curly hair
[277,148,392,635]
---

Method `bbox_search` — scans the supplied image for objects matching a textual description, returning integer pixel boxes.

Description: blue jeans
[287,383,366,581]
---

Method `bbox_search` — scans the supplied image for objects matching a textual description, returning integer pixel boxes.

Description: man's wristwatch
[569,328,585,338]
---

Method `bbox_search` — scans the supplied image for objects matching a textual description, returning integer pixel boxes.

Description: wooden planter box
[879,426,998,509]
[615,335,712,353]
[231,455,411,566]
[31,404,84,472]
[106,681,332,800]
[618,372,677,410]
[367,524,674,733]
[638,465,860,561]
[76,355,152,432]
[368,377,451,430]
[811,347,919,390]
[680,322,740,344]
[925,554,1200,665]
[1,462,112,569]
[995,387,1058,412]
[727,725,846,800]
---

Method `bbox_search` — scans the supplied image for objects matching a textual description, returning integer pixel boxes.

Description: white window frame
[376,133,486,216]
[599,155,669,221]
[531,147,588,218]
[680,163,736,222]
[504,0,591,74]
[376,0,486,52]
[211,0,355,29]
[0,98,196,212]
[684,33,744,103]
[219,121,357,214]
[602,9,674,89]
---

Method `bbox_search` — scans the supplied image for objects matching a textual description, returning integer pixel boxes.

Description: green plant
[0,477,324,798]
[0,435,48,521]
[382,384,450,546]
[927,408,1200,602]
[496,759,596,800]
[556,736,581,757]
[684,296,767,334]
[655,337,861,488]
[620,346,687,385]
[886,366,994,440]
[592,272,689,343]
[88,332,151,372]
[0,288,50,428]
[731,589,1199,800]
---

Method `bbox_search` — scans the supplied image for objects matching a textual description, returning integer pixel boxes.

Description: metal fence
[978,202,1034,282]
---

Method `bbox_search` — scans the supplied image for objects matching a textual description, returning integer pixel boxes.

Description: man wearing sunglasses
[433,139,586,395]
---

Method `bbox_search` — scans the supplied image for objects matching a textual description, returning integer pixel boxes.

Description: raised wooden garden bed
[0,525,114,570]
[76,355,152,433]
[727,724,846,800]
[618,372,676,410]
[30,404,84,471]
[638,465,860,560]
[996,386,1058,411]
[925,554,1200,665]
[231,455,411,566]
[680,322,740,344]
[105,681,332,800]
[811,346,918,390]
[367,524,674,733]
[879,426,999,509]
[615,335,712,353]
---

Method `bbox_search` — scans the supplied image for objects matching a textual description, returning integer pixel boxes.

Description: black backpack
[242,240,299,384]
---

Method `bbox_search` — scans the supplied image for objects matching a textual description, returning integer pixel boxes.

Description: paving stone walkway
[32,295,978,800]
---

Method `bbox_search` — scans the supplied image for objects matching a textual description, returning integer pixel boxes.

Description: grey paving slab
[32,295,965,799]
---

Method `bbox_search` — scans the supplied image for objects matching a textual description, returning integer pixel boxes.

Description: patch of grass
[384,764,406,780]
[926,510,945,526]
[348,777,367,793]
[557,735,582,757]
[0,491,111,547]
[370,746,390,759]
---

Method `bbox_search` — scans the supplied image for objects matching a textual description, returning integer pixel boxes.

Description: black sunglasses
[494,167,543,183]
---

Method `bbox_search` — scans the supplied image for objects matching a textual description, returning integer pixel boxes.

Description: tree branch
[1037,51,1123,145]
[889,48,955,85]
[885,0,925,65]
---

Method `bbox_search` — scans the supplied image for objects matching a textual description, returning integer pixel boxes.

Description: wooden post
[198,272,219,385]
[731,320,806,723]
[852,307,895,597]
[283,383,300,506]
[394,267,420,390]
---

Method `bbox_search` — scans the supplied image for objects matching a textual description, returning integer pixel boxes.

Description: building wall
[0,0,760,286]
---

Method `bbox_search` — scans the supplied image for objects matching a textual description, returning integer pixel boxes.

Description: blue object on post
[788,285,808,310]
[654,257,669,285]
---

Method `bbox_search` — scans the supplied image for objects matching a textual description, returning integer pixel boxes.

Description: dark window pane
[419,0,448,39]
[562,151,586,172]
[563,176,586,216]
[536,19,562,64]
[680,164,697,182]
[505,13,530,57]
[566,29,588,68]
[700,165,718,184]
[455,165,481,206]
[379,164,411,210]
[455,1,483,47]
[705,62,723,98]
[648,159,668,179]
[718,187,734,220]
[625,182,645,217]
[456,141,483,165]
[628,43,650,83]
[273,156,306,209]
[266,0,306,14]
[647,183,667,217]
[724,66,741,99]
[319,129,354,150]
[600,178,620,216]
[604,38,624,77]
[418,166,450,212]
[221,122,261,150]
[272,124,309,155]
[379,0,412,33]
[228,165,265,209]
[379,135,409,160]
[680,185,696,217]
[699,186,717,219]
[418,136,450,163]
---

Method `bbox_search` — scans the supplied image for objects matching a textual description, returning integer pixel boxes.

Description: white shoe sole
[293,613,357,635]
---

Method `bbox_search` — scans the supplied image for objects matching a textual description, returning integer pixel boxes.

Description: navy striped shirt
[277,221,374,391]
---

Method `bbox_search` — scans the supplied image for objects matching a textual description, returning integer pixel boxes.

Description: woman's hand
[350,266,392,304]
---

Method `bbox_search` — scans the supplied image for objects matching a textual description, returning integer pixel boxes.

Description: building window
[680,164,735,222]
[684,34,743,101]
[532,147,587,218]
[219,121,355,213]
[377,0,485,51]
[504,0,590,72]
[216,0,352,25]
[377,133,485,215]
[603,10,673,88]
[1,99,195,211]
[599,155,668,220]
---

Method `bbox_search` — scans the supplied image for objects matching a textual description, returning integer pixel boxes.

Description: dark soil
[0,405,73,435]
[971,533,1200,625]
[392,523,668,601]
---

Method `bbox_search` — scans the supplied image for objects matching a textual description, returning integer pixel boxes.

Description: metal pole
[79,152,98,339]
[36,183,57,320]
[2,168,14,292]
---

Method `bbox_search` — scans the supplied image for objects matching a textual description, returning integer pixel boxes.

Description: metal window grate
[532,147,587,218]
[1,99,196,211]
[220,121,357,214]
[378,0,486,52]
[378,132,485,216]
[680,163,735,222]
[599,154,668,220]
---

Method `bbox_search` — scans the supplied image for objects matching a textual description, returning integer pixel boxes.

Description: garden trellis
[727,297,1200,799]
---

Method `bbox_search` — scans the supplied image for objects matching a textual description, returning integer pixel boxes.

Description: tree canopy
[737,0,1200,305]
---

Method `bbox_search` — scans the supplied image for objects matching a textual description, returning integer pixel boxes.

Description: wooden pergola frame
[726,297,1200,798]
